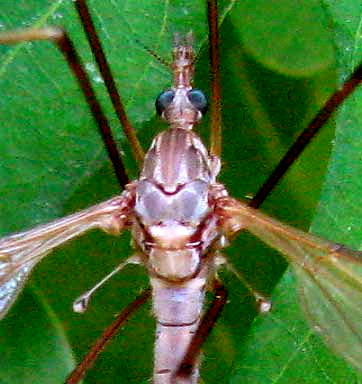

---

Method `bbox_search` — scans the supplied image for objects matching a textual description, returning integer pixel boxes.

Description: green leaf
[0,0,358,383]
[0,287,74,383]
[230,271,360,384]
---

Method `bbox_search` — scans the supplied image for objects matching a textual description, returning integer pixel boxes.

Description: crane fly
[0,0,362,382]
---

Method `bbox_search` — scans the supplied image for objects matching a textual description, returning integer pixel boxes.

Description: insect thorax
[132,127,224,282]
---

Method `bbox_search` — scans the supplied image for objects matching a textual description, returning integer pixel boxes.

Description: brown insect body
[129,35,227,382]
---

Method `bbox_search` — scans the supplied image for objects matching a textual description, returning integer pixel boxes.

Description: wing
[217,196,362,372]
[0,194,131,319]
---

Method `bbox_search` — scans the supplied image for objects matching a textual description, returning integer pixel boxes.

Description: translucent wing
[0,194,130,319]
[218,197,362,371]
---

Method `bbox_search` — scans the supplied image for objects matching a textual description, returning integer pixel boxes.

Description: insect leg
[207,0,222,158]
[0,28,128,188]
[65,288,151,384]
[250,62,362,208]
[74,0,144,165]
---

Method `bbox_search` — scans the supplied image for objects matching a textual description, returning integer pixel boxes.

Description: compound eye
[155,90,175,115]
[187,89,208,115]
